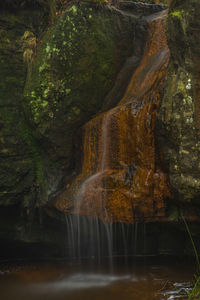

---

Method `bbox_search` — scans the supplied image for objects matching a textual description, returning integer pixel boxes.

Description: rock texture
[157,0,200,202]
[0,7,47,207]
[0,1,163,247]
[1,0,200,258]
[0,4,65,254]
[24,3,146,206]
[0,3,147,209]
[55,9,171,223]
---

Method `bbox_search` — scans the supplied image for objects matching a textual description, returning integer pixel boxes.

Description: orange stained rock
[55,10,171,223]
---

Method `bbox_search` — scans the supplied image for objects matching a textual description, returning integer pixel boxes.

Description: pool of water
[0,257,194,300]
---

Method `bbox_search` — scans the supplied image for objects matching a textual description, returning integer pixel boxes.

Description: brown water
[0,258,194,300]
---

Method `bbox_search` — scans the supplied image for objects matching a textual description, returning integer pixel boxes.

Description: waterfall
[56,9,171,260]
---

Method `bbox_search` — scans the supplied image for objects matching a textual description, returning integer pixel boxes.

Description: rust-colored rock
[55,10,171,223]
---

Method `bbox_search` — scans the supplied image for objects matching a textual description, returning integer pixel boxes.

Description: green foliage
[188,277,200,300]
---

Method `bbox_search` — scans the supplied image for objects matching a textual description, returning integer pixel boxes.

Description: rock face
[0,4,67,250]
[0,6,47,207]
[157,0,200,202]
[1,0,200,258]
[0,1,162,248]
[0,3,147,207]
[24,3,146,205]
[55,9,171,223]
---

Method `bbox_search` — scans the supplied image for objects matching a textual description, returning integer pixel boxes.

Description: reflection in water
[0,259,194,300]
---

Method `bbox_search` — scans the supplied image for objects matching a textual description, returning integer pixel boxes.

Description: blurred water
[0,258,194,300]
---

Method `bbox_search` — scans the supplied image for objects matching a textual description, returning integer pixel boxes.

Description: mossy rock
[23,3,145,201]
[25,3,137,130]
[0,1,148,246]
[157,0,200,202]
[0,1,164,248]
[0,2,146,208]
[167,0,200,66]
[0,8,49,207]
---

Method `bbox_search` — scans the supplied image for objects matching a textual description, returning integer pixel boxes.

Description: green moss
[170,10,182,19]
[1,2,143,213]
[0,7,50,206]
[24,3,136,142]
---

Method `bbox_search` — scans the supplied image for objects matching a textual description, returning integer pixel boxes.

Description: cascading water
[56,9,171,260]
[64,213,143,260]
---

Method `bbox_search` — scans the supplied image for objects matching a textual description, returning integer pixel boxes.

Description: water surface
[0,257,194,300]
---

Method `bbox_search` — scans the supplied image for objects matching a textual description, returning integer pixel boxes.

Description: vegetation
[182,217,200,299]
[188,278,200,300]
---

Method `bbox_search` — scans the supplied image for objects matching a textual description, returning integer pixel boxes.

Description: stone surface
[1,0,200,259]
[23,2,148,206]
[0,2,147,209]
[0,1,152,248]
[0,7,49,207]
[0,4,66,252]
[55,10,171,223]
[157,0,200,202]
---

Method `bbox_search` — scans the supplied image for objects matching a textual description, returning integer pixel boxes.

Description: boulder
[23,2,148,204]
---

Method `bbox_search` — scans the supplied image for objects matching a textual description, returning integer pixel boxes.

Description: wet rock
[118,1,167,15]
[0,1,152,247]
[0,7,49,206]
[157,0,200,202]
[23,2,147,205]
[55,10,171,223]
[0,2,147,209]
